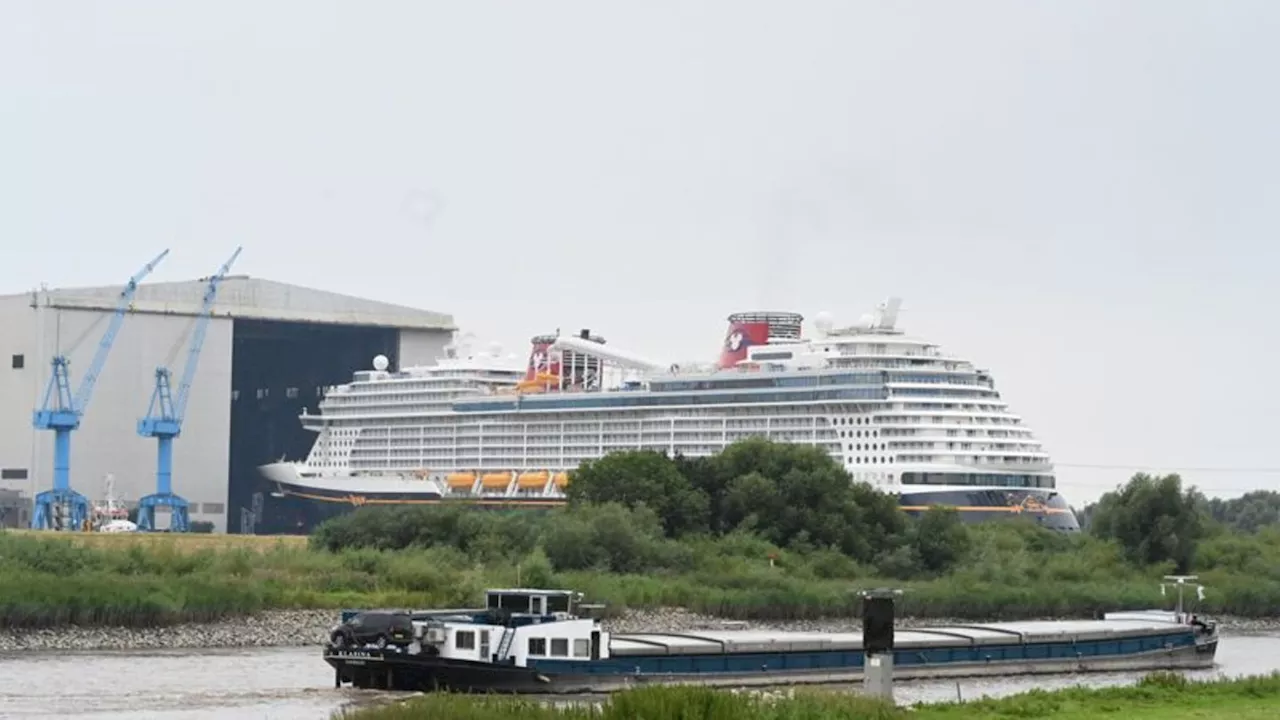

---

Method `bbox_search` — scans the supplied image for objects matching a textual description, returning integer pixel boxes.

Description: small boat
[323,580,1220,693]
[92,474,137,532]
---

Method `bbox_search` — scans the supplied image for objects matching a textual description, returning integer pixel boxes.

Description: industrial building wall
[0,295,40,498]
[398,328,453,368]
[0,297,233,530]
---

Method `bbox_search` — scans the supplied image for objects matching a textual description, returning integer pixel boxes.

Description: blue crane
[135,247,242,532]
[31,249,171,531]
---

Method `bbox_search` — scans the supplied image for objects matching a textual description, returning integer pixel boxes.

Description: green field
[333,672,1280,720]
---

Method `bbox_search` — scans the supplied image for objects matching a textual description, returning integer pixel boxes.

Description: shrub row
[5,515,1280,629]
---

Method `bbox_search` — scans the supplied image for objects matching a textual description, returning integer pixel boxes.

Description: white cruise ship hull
[258,463,567,507]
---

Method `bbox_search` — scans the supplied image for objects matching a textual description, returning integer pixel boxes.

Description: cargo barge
[323,582,1219,693]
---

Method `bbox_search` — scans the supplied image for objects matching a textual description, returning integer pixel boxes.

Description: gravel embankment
[0,610,337,652]
[2,607,1276,653]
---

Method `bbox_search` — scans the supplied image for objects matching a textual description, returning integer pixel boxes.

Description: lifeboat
[551,472,570,490]
[480,472,513,491]
[446,473,476,491]
[517,471,550,490]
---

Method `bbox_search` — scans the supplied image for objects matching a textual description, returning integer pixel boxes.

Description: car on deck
[328,611,415,649]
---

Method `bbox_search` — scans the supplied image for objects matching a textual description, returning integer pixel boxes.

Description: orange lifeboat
[517,471,550,490]
[446,473,476,491]
[551,472,570,490]
[480,472,512,490]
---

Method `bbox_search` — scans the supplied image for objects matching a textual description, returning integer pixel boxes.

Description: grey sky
[3,1,1277,504]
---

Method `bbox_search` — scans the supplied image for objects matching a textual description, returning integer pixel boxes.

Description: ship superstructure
[259,299,1078,530]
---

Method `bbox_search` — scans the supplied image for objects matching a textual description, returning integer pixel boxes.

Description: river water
[2,633,1279,719]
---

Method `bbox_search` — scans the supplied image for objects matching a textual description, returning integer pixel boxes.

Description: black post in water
[859,588,901,701]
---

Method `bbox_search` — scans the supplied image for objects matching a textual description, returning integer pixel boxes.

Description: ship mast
[1160,575,1205,621]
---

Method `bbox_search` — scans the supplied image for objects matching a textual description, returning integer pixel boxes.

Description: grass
[3,524,1280,629]
[333,672,1280,720]
[0,531,495,628]
[3,529,307,553]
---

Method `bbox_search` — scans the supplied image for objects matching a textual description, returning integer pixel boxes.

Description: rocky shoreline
[2,607,1277,653]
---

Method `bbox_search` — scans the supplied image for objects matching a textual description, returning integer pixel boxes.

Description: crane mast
[136,247,242,532]
[31,249,170,531]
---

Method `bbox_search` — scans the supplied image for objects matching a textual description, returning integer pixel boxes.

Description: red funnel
[717,312,804,369]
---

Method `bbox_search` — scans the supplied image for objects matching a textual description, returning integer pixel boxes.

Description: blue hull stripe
[530,631,1197,676]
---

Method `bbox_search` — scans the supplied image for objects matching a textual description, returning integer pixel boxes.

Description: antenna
[876,297,903,329]
[1159,575,1205,621]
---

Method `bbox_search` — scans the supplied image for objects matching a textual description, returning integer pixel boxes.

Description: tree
[690,437,906,562]
[566,450,710,536]
[911,506,971,574]
[1089,473,1205,572]
[672,453,730,533]
[844,481,909,562]
[1202,491,1280,533]
[542,502,674,574]
[1074,503,1097,530]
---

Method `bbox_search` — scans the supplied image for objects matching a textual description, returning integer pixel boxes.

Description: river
[2,633,1279,719]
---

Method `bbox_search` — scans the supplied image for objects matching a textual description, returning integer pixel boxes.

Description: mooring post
[858,587,902,702]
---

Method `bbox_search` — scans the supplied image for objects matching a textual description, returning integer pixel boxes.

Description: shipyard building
[0,277,454,533]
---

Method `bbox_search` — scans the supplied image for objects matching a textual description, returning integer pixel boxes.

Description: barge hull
[327,638,1217,694]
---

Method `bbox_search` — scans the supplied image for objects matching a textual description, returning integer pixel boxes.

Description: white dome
[813,311,834,335]
[372,355,389,371]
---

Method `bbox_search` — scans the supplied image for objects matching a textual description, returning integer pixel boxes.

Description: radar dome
[813,311,834,335]
[372,355,389,371]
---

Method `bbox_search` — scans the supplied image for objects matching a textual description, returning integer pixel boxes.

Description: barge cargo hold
[323,588,1220,694]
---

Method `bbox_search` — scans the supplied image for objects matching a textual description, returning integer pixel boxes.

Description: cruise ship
[258,299,1079,530]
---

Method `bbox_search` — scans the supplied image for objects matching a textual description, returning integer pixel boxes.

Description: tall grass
[2,528,307,552]
[0,532,492,628]
[333,673,1280,720]
[334,686,902,720]
[4,518,1280,629]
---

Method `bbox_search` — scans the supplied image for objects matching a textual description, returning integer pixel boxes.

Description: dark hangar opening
[228,318,398,535]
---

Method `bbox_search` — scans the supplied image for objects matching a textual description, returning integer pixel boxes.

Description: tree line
[1080,474,1280,572]
[311,438,1280,600]
[312,438,977,579]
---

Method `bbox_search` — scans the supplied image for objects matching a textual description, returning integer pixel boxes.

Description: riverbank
[3,606,1278,653]
[332,672,1280,720]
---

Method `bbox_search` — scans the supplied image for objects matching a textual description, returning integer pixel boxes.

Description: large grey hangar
[0,276,454,533]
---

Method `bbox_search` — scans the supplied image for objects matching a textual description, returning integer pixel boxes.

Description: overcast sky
[3,1,1277,504]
